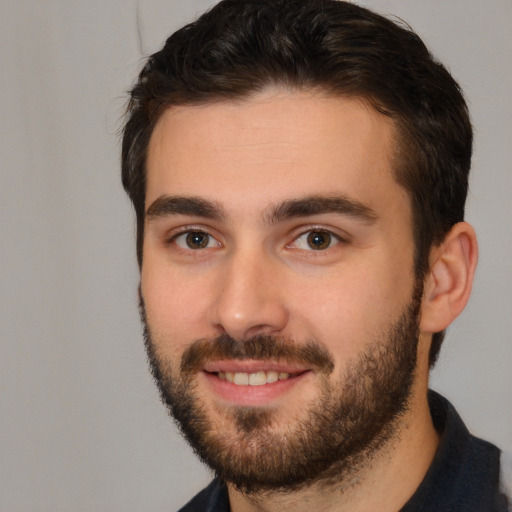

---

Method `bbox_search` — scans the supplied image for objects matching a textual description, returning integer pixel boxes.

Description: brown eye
[173,230,221,251]
[185,232,210,249]
[306,231,332,250]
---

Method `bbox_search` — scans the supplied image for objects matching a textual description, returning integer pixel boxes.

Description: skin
[141,89,477,511]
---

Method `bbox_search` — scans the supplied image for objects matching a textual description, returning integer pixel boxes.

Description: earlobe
[420,222,478,333]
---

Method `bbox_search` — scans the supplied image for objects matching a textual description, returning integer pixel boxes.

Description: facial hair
[141,282,422,494]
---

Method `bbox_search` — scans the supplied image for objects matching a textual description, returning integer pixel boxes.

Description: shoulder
[177,479,230,512]
[402,391,510,511]
[500,450,512,511]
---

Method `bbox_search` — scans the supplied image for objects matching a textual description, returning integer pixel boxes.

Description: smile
[201,362,311,406]
[217,370,292,386]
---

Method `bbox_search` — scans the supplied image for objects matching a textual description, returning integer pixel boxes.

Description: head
[121,0,476,494]
[122,0,472,367]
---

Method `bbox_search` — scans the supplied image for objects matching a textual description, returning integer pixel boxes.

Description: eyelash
[167,228,221,250]
[288,229,345,251]
[165,226,348,253]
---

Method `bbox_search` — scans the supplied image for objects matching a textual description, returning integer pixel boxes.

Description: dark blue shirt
[178,391,510,511]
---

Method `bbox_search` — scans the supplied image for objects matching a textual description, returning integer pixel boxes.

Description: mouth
[201,361,312,405]
[217,369,297,386]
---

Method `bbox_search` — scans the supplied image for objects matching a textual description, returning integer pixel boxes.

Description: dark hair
[121,0,472,367]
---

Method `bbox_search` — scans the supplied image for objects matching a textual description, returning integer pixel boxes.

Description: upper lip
[203,359,311,374]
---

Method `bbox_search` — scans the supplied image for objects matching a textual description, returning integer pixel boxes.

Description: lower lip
[201,371,311,406]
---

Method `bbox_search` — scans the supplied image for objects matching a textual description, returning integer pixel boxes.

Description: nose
[209,249,289,341]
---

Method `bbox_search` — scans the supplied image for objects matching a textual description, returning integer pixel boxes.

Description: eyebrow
[145,195,225,222]
[145,194,377,225]
[268,195,377,224]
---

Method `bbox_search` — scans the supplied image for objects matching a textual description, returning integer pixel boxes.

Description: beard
[141,282,422,495]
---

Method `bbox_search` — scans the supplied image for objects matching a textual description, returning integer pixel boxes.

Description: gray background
[1,1,510,510]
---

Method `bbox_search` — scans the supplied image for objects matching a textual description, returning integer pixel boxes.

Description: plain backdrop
[1,1,510,510]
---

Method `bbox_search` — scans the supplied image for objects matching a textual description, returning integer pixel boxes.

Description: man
[121,0,510,510]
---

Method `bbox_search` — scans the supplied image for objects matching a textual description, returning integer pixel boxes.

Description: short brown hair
[121,0,472,366]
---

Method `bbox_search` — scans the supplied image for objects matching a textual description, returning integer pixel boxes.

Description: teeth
[266,370,279,383]
[248,371,266,386]
[233,373,249,385]
[217,370,292,386]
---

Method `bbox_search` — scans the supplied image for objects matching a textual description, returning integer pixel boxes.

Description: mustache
[181,334,335,375]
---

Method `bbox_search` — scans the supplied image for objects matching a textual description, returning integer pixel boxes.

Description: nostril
[209,265,289,340]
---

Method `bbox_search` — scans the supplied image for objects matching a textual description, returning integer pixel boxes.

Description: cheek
[141,263,213,345]
[288,262,411,359]
[290,282,374,360]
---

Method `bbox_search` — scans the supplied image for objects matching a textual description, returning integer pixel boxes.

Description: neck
[227,378,439,512]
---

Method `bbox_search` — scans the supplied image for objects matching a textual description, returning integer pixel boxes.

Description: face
[141,90,422,492]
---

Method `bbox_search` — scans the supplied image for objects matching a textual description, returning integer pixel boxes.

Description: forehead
[145,89,407,221]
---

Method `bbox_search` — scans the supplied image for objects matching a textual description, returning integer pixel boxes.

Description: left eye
[174,231,220,250]
[292,230,340,251]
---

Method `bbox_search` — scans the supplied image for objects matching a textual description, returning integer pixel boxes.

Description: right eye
[173,231,221,250]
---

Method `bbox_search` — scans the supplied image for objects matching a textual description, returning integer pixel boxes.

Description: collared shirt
[178,391,510,511]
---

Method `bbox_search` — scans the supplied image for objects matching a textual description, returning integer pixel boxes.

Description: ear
[420,222,478,333]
